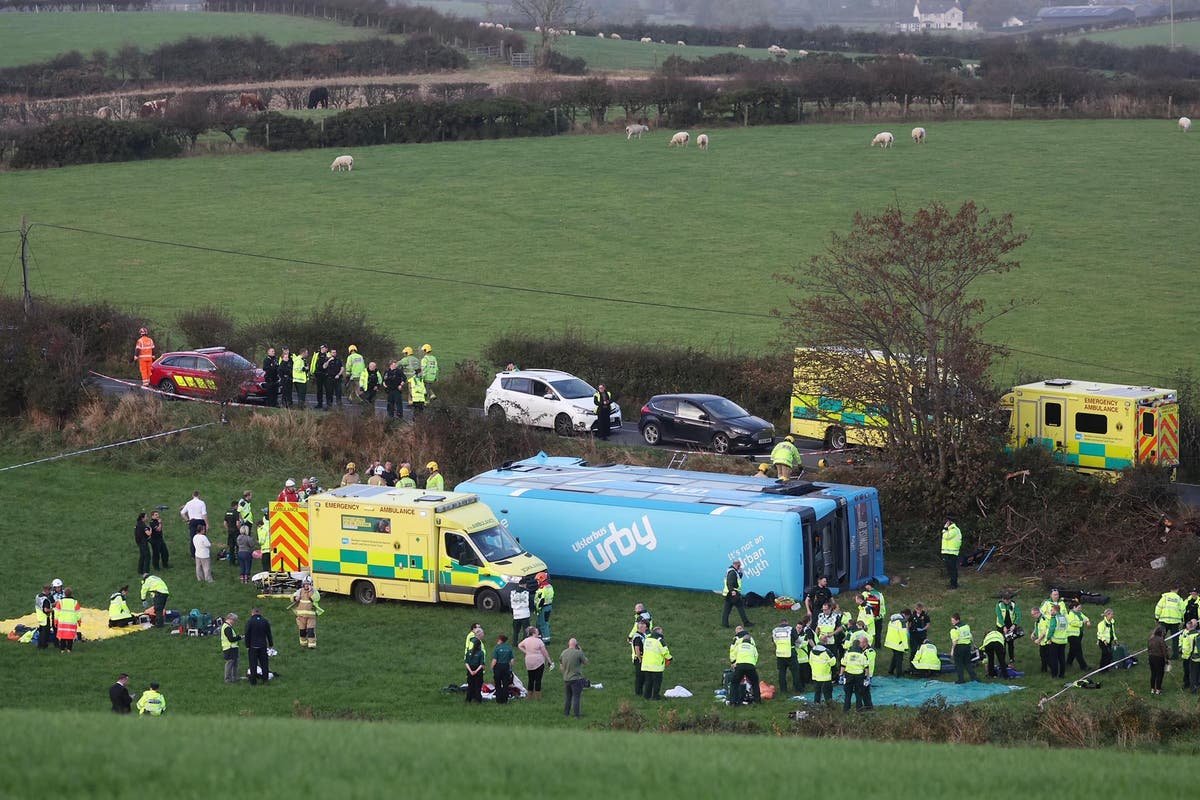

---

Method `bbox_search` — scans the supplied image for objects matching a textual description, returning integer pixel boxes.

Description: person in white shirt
[180,490,208,537]
[192,523,213,583]
[510,579,532,643]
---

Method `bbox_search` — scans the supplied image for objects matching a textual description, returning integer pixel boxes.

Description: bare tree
[511,0,593,65]
[776,201,1028,487]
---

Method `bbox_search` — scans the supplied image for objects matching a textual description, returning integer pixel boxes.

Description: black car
[638,394,775,453]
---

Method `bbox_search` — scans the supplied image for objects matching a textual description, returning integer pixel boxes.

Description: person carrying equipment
[721,560,752,628]
[136,682,166,716]
[730,631,760,705]
[949,613,978,683]
[770,436,802,480]
[134,327,155,387]
[290,576,322,649]
[941,515,962,589]
[108,585,136,628]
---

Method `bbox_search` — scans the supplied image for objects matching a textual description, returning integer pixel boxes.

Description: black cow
[307,87,330,109]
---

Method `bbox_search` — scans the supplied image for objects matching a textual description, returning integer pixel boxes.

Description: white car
[485,369,622,436]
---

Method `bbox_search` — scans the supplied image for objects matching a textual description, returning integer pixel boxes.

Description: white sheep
[610,33,621,40]
[697,133,709,150]
[597,32,605,38]
[911,126,926,144]
[331,155,354,172]
[625,123,649,140]
[668,131,689,147]
[640,37,652,43]
[676,40,686,46]
[570,30,576,36]
[737,43,746,49]
[534,25,541,33]
[871,132,895,148]
[1181,116,1192,132]
[795,49,809,57]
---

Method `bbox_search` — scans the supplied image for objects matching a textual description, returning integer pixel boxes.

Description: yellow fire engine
[269,486,546,611]
[1003,379,1179,479]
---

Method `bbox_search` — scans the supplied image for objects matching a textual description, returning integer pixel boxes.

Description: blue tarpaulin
[792,676,1023,707]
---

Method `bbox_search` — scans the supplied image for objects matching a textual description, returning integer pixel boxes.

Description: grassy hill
[0,11,383,68]
[2,120,1197,381]
[1071,20,1200,49]
[0,708,1195,798]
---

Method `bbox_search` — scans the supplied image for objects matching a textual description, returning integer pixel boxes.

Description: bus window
[1044,402,1062,427]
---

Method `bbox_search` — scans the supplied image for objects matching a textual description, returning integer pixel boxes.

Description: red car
[148,347,267,402]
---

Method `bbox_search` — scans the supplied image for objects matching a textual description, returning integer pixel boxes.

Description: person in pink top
[518,626,552,701]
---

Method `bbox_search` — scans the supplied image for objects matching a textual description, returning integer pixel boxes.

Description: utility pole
[20,216,32,316]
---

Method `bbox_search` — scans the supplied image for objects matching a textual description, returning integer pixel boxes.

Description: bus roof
[459,454,875,518]
[1012,379,1176,400]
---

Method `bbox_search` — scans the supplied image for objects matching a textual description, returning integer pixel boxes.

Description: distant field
[0,11,380,68]
[0,709,1195,797]
[536,33,783,70]
[2,120,1197,379]
[1071,20,1200,49]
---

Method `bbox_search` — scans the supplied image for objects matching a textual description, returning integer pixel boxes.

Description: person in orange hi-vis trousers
[134,327,155,386]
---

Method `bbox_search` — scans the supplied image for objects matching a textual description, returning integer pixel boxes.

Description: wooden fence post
[1009,94,1015,118]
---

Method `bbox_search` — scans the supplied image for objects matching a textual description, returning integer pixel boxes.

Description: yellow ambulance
[1003,379,1179,479]
[789,348,890,450]
[269,485,546,611]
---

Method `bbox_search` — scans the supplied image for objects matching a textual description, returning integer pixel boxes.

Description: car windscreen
[549,378,594,400]
[701,397,751,419]
[469,525,524,561]
[213,353,255,371]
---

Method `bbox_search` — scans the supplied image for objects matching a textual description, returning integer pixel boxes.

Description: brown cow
[238,93,266,111]
[138,99,168,117]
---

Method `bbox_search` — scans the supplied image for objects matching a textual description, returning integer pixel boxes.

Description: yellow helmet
[402,346,414,356]
[785,435,795,443]
[756,463,769,473]
[348,344,358,353]
[400,467,410,477]
[421,344,432,353]
[426,461,438,471]
[346,462,356,472]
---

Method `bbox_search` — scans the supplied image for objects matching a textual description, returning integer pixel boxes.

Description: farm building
[1033,5,1166,29]
[898,1,980,32]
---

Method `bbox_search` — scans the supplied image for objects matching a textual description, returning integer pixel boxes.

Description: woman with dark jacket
[465,637,486,703]
[1147,626,1169,695]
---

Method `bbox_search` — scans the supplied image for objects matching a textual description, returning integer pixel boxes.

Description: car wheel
[642,422,661,445]
[157,379,177,396]
[826,427,847,451]
[554,414,574,437]
[487,404,507,422]
[351,580,377,605]
[475,588,501,613]
[711,433,731,454]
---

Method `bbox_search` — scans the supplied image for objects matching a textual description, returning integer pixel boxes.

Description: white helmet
[51,578,63,588]
[285,478,296,488]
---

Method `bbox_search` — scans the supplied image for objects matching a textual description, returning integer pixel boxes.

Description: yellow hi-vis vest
[1155,592,1184,624]
[292,357,308,384]
[408,375,427,403]
[34,595,49,626]
[842,649,869,675]
[734,639,758,665]
[108,592,133,622]
[1066,610,1089,637]
[137,690,166,716]
[810,650,836,682]
[950,623,973,646]
[464,632,486,660]
[770,440,800,467]
[55,598,80,626]
[642,636,670,672]
[220,623,238,652]
[773,625,794,657]
[722,567,742,596]
[1097,617,1117,644]
[884,618,909,652]
[795,635,811,664]
[1049,615,1070,645]
[257,519,270,550]
[981,630,1005,649]
[420,354,439,382]
[941,523,962,555]
[912,642,941,671]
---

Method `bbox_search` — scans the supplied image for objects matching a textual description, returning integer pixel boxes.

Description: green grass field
[1072,20,1200,49]
[0,415,1195,744]
[2,120,1197,381]
[0,708,1194,798]
[0,11,380,68]
[535,33,782,70]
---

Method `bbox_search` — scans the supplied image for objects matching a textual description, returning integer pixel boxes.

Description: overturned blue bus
[455,454,886,597]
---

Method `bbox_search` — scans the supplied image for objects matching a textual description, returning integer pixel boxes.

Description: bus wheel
[475,588,501,613]
[826,427,847,451]
[351,580,377,605]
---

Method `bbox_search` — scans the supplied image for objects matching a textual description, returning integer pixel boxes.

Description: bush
[177,306,251,354]
[11,118,180,169]
[243,302,396,365]
[542,49,587,76]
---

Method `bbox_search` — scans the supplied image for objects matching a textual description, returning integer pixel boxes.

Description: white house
[900,0,980,31]
[1001,16,1026,27]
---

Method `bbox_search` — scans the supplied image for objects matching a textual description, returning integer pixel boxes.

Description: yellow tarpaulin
[4,607,148,642]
